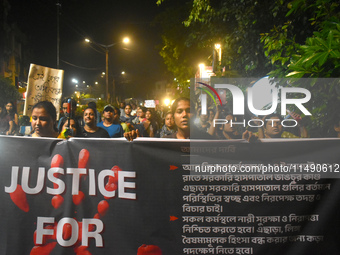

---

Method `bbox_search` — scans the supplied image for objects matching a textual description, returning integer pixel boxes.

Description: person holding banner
[261,113,308,138]
[158,112,176,138]
[165,97,214,139]
[30,101,59,138]
[80,107,110,138]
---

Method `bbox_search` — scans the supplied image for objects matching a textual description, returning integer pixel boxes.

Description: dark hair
[5,101,17,117]
[140,106,147,113]
[62,98,77,109]
[32,101,57,122]
[171,97,193,115]
[165,111,173,117]
[83,107,97,121]
[113,106,120,116]
[88,101,97,109]
[31,101,57,131]
[145,108,155,120]
[58,117,81,136]
[146,108,154,114]
[125,104,132,109]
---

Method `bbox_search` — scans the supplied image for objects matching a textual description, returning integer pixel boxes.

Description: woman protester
[80,107,110,138]
[5,101,19,135]
[58,117,81,139]
[158,112,176,138]
[142,108,159,137]
[30,101,59,138]
[0,105,13,135]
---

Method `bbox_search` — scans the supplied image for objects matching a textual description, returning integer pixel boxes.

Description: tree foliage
[261,0,340,136]
[155,3,212,96]
[0,76,21,107]
[156,0,291,80]
[156,0,340,137]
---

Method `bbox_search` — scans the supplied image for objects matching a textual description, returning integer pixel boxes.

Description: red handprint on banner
[8,148,123,255]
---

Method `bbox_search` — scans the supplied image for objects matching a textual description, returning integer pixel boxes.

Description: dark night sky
[8,0,172,99]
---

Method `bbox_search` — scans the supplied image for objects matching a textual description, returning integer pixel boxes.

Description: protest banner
[0,136,340,254]
[23,64,64,119]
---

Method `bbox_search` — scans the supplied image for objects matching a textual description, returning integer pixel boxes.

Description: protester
[195,112,210,133]
[125,97,213,140]
[154,104,164,126]
[130,100,138,116]
[80,107,110,138]
[216,112,257,141]
[120,104,135,123]
[142,108,159,137]
[158,112,176,138]
[261,113,308,138]
[97,105,124,138]
[30,101,59,138]
[118,100,126,117]
[0,105,13,135]
[167,97,215,139]
[5,101,18,135]
[58,98,83,130]
[218,114,244,139]
[132,106,147,125]
[88,101,101,124]
[57,117,81,139]
[207,108,215,126]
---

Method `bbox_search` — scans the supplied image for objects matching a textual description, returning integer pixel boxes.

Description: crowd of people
[0,97,339,140]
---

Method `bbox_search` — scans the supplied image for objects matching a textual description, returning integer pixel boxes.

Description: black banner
[0,136,340,254]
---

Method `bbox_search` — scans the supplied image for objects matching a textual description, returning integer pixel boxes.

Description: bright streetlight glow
[84,36,131,102]
[72,78,78,83]
[214,43,222,64]
[121,71,125,75]
[215,43,221,49]
[164,98,171,106]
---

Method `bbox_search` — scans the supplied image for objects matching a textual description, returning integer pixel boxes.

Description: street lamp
[85,37,130,102]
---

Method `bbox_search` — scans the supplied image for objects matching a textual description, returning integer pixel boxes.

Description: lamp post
[85,37,130,102]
